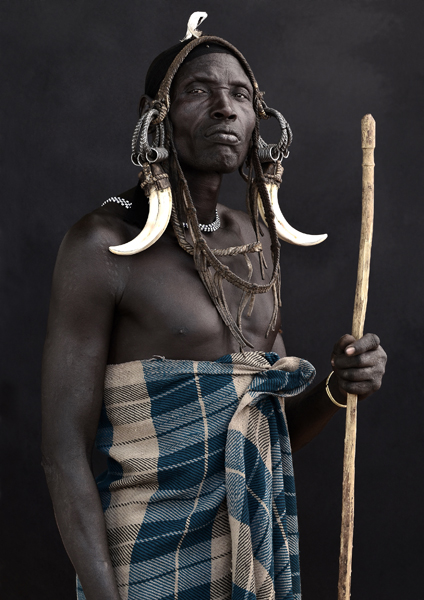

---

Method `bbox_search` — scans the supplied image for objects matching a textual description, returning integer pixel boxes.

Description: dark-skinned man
[41,14,386,600]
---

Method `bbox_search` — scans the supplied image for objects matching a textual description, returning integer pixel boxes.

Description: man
[41,14,386,600]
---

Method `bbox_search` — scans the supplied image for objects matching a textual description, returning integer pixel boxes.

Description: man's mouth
[204,126,240,145]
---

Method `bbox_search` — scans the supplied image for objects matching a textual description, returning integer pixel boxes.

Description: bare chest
[108,234,278,362]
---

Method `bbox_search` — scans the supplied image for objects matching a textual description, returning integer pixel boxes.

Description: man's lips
[204,126,240,145]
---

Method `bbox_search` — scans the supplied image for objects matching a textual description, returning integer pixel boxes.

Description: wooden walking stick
[337,114,375,600]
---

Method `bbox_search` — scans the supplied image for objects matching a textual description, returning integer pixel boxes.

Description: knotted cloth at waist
[76,351,315,600]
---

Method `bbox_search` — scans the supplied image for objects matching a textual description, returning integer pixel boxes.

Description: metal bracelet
[325,371,347,408]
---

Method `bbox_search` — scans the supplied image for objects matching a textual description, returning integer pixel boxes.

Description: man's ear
[138,94,154,117]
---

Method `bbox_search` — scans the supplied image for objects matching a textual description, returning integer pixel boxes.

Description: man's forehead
[173,53,253,89]
[143,35,262,105]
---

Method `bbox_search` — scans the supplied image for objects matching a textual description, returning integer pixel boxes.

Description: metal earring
[254,102,327,247]
[257,103,293,163]
[131,108,169,167]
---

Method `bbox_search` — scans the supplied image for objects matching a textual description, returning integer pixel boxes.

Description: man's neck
[182,166,223,224]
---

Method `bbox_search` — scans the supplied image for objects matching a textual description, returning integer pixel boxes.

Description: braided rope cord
[139,172,169,189]
[171,206,262,257]
[141,35,282,348]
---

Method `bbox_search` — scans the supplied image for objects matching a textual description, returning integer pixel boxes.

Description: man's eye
[234,92,249,100]
[189,88,206,94]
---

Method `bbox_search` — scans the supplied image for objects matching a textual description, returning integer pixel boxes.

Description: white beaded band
[325,371,347,408]
[101,196,133,209]
[182,209,220,233]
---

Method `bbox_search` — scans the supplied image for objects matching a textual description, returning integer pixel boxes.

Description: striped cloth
[76,351,315,600]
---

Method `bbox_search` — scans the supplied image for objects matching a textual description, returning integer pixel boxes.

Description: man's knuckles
[378,348,388,370]
[351,333,381,355]
[333,332,381,357]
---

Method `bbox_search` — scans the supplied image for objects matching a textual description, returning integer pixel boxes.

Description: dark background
[1,1,423,598]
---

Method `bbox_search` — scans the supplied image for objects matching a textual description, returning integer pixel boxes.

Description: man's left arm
[273,333,387,452]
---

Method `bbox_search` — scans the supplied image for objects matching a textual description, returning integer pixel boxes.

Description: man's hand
[331,333,387,401]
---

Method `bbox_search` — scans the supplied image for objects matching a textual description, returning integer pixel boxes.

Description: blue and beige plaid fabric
[76,351,315,600]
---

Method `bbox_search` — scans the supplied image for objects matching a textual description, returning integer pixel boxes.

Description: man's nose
[210,92,236,120]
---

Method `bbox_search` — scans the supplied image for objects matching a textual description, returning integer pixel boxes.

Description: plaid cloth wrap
[76,351,315,600]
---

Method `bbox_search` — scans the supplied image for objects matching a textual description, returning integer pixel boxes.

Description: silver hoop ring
[132,109,168,164]
[131,152,141,167]
[257,144,282,163]
[146,147,168,163]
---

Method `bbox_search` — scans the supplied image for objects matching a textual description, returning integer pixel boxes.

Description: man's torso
[94,186,281,363]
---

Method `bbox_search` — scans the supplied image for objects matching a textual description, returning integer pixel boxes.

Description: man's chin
[199,148,245,174]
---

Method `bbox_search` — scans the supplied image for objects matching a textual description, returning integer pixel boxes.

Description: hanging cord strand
[248,155,266,280]
[250,118,282,335]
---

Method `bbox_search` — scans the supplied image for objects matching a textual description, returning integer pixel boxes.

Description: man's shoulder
[59,210,125,261]
[51,204,137,296]
[62,188,142,257]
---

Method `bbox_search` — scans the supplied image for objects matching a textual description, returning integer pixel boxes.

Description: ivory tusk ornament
[257,183,327,246]
[109,187,173,255]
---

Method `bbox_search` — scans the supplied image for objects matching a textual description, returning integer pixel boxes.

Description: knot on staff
[338,114,375,600]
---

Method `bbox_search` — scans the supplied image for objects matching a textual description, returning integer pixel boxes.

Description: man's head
[140,35,262,175]
[168,52,256,174]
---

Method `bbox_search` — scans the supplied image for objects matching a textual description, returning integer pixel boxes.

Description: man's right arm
[273,331,386,452]
[41,213,127,600]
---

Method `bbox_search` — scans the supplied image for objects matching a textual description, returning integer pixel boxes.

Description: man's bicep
[44,220,117,379]
[49,216,120,330]
[42,218,121,460]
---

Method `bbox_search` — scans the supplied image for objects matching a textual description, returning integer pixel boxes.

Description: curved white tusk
[109,187,173,255]
[258,183,327,246]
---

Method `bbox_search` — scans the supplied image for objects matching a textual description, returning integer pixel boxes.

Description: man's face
[169,53,256,174]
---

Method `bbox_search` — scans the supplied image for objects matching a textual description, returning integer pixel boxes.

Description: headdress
[109,12,327,349]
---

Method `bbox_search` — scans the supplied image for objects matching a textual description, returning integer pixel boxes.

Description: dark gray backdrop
[1,1,423,598]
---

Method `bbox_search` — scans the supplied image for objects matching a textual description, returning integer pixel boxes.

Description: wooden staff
[337,114,375,600]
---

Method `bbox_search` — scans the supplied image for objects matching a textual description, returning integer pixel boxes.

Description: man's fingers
[338,378,376,396]
[336,367,375,382]
[344,333,381,356]
[337,374,382,396]
[331,333,381,363]
[330,334,386,400]
[334,352,380,369]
